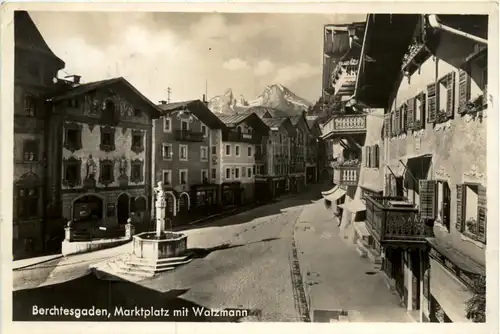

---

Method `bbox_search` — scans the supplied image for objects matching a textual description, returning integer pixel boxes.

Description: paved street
[13,184,410,322]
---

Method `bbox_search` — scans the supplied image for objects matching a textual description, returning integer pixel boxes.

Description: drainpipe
[427,14,488,45]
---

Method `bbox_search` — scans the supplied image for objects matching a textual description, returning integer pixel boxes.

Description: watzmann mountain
[208,84,312,116]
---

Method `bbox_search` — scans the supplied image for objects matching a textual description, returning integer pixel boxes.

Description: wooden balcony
[174,129,204,142]
[333,165,360,186]
[222,131,254,143]
[321,115,367,139]
[365,196,434,245]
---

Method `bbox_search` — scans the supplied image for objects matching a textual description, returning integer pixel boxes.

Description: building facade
[154,100,226,223]
[354,14,488,322]
[215,113,270,206]
[289,114,310,192]
[13,11,66,258]
[45,77,160,235]
[306,116,322,184]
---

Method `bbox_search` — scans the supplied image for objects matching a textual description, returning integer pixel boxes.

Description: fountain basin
[132,232,187,260]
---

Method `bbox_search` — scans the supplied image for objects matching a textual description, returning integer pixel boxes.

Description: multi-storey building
[353,14,488,323]
[305,116,322,184]
[214,113,269,206]
[13,11,66,258]
[254,117,296,201]
[45,77,161,234]
[288,114,310,192]
[154,100,226,222]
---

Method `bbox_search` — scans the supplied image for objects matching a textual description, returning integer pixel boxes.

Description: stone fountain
[91,181,192,281]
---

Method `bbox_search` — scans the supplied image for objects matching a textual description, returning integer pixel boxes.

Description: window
[131,130,144,153]
[225,144,231,156]
[24,96,37,116]
[23,140,38,162]
[163,117,172,132]
[201,169,209,183]
[99,159,115,186]
[436,72,456,123]
[201,146,208,161]
[100,126,116,152]
[130,159,143,183]
[179,169,188,185]
[134,108,142,117]
[162,143,173,160]
[248,167,253,178]
[162,170,172,185]
[225,168,231,179]
[253,165,256,175]
[248,146,253,157]
[457,183,486,243]
[235,145,240,157]
[179,145,188,161]
[211,145,217,155]
[17,187,39,219]
[201,125,207,137]
[181,120,189,131]
[242,167,246,177]
[436,181,451,231]
[63,157,82,188]
[211,168,217,180]
[235,167,240,179]
[102,100,117,124]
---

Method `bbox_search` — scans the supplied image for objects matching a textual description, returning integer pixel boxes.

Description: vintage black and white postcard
[0,1,498,334]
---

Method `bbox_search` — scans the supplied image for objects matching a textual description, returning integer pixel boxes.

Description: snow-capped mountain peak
[208,84,312,116]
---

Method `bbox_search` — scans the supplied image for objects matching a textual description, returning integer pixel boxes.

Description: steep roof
[160,100,226,129]
[262,117,296,136]
[49,77,162,118]
[15,11,65,67]
[245,106,289,118]
[215,112,269,134]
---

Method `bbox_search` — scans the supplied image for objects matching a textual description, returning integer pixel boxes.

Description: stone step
[125,259,191,272]
[338,315,350,322]
[128,254,191,265]
[355,246,367,258]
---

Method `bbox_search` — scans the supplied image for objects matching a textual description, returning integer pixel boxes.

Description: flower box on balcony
[174,129,204,142]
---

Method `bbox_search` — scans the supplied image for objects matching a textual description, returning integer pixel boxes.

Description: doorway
[116,193,130,224]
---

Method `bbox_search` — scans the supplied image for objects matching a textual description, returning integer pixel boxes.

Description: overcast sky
[31,11,365,104]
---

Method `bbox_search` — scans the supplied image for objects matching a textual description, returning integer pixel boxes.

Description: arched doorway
[178,192,190,215]
[116,193,130,224]
[73,195,104,223]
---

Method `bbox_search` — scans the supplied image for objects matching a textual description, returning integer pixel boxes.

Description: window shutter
[384,114,391,138]
[419,180,437,219]
[477,185,487,243]
[427,83,437,123]
[456,184,464,232]
[419,92,426,127]
[390,112,396,137]
[385,174,391,196]
[442,181,451,230]
[446,71,456,119]
[374,144,380,168]
[390,175,397,196]
[458,69,471,114]
[367,146,372,168]
[407,98,414,130]
[395,108,400,135]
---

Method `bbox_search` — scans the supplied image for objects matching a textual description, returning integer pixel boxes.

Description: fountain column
[154,181,166,238]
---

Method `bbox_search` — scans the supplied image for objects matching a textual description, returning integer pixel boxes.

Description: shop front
[255,177,273,203]
[191,184,219,215]
[221,181,242,207]
[321,185,346,218]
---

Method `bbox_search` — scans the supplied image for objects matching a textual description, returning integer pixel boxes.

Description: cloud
[222,58,250,71]
[254,60,274,76]
[273,62,321,86]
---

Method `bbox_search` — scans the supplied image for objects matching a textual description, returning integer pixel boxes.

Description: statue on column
[119,154,128,176]
[86,154,96,179]
[154,181,166,206]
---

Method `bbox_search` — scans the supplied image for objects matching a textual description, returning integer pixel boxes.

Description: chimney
[202,94,206,102]
[159,100,167,105]
[64,75,81,86]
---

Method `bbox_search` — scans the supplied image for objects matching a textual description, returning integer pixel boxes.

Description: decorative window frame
[64,122,83,153]
[24,94,38,117]
[456,182,486,244]
[235,145,241,157]
[247,145,253,157]
[200,146,209,161]
[99,126,116,152]
[133,108,142,117]
[435,72,456,124]
[62,156,82,188]
[130,159,144,183]
[101,98,119,125]
[162,169,172,186]
[163,116,172,133]
[179,169,188,185]
[225,144,232,156]
[201,124,208,137]
[179,144,188,161]
[201,169,209,183]
[211,145,217,155]
[162,143,173,160]
[225,168,231,179]
[211,168,217,181]
[248,167,253,178]
[180,119,190,131]
[99,158,115,186]
[131,130,145,154]
[234,167,240,179]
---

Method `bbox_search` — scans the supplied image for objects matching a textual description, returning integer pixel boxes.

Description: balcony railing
[333,165,360,186]
[254,152,265,161]
[222,131,254,143]
[322,115,367,138]
[174,129,204,142]
[365,196,434,244]
[330,60,359,97]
